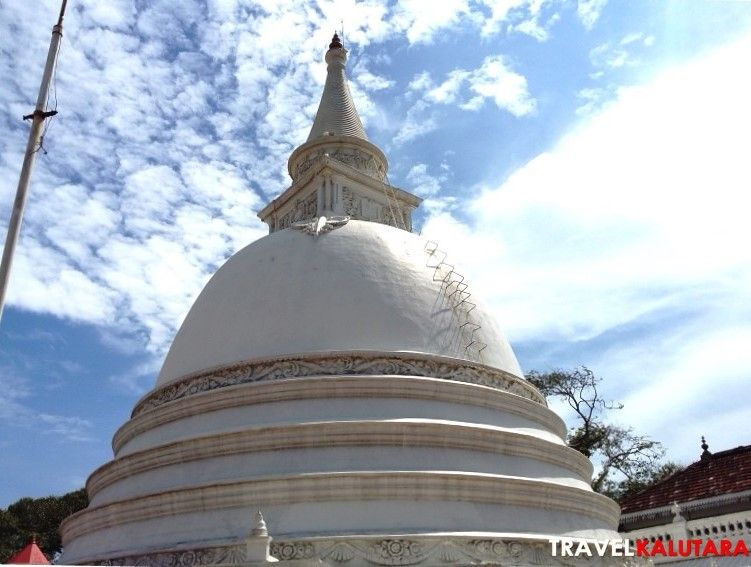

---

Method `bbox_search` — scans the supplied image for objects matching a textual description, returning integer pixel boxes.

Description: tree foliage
[526,367,681,500]
[0,488,88,563]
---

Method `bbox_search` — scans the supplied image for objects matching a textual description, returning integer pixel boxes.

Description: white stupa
[60,34,622,566]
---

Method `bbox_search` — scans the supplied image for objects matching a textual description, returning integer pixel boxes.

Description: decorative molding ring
[113,375,564,455]
[91,421,591,501]
[133,352,545,418]
[61,472,620,542]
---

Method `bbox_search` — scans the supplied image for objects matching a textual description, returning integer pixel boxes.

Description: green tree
[0,508,24,563]
[526,366,681,500]
[0,488,88,562]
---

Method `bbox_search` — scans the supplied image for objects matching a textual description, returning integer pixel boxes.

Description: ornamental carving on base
[133,353,544,416]
[94,545,245,566]
[368,539,424,565]
[90,538,649,566]
[271,541,317,561]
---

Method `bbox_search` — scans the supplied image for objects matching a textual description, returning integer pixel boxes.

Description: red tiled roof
[6,538,50,565]
[620,445,751,514]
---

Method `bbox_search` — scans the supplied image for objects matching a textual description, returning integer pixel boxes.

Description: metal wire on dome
[383,171,407,231]
[423,241,487,360]
[364,154,407,231]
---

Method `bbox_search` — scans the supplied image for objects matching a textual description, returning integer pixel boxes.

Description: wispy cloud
[394,100,438,145]
[590,32,654,71]
[0,369,94,442]
[577,0,608,30]
[474,0,565,40]
[412,55,536,116]
[392,0,472,44]
[406,162,449,197]
[109,358,163,396]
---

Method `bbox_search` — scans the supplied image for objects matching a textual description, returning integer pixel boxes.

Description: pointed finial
[251,510,268,537]
[670,501,684,523]
[700,436,711,460]
[329,32,343,49]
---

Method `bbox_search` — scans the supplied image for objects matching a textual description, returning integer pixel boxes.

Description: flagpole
[0,0,68,326]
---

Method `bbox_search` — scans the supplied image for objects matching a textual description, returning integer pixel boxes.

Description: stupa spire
[257,30,421,233]
[307,32,367,141]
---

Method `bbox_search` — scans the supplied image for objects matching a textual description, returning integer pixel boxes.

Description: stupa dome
[157,220,522,386]
[59,33,622,567]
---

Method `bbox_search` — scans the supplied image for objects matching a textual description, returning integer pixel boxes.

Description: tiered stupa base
[62,352,623,566]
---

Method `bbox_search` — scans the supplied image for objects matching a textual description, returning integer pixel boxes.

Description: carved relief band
[91,537,646,566]
[132,352,545,417]
[293,147,385,181]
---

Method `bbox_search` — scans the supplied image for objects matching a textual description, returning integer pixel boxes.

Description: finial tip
[329,32,343,49]
[700,436,711,459]
[251,510,268,536]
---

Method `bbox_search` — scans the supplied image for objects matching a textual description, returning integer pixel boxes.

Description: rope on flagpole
[0,0,68,327]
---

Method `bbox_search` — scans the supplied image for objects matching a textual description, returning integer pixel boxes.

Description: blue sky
[1,0,750,507]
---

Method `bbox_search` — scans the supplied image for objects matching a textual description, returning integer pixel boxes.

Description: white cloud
[394,100,438,145]
[426,70,470,105]
[0,369,94,443]
[109,358,163,395]
[577,0,607,30]
[589,32,654,73]
[408,71,433,93]
[464,55,536,115]
[392,0,471,44]
[475,0,562,40]
[510,15,553,42]
[355,69,395,91]
[417,55,536,116]
[76,0,137,31]
[575,87,608,115]
[406,163,447,197]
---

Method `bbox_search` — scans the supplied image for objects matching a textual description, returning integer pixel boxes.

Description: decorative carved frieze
[293,147,385,181]
[94,545,245,566]
[271,541,317,561]
[132,353,544,417]
[380,206,410,232]
[340,186,410,231]
[277,192,319,231]
[342,186,361,216]
[295,153,323,179]
[328,147,384,179]
[90,537,648,566]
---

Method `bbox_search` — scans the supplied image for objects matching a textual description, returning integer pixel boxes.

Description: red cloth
[6,540,50,565]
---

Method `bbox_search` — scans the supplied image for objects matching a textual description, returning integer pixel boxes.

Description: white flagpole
[0,0,68,326]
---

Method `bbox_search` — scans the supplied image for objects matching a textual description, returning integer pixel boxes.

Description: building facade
[620,441,751,566]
